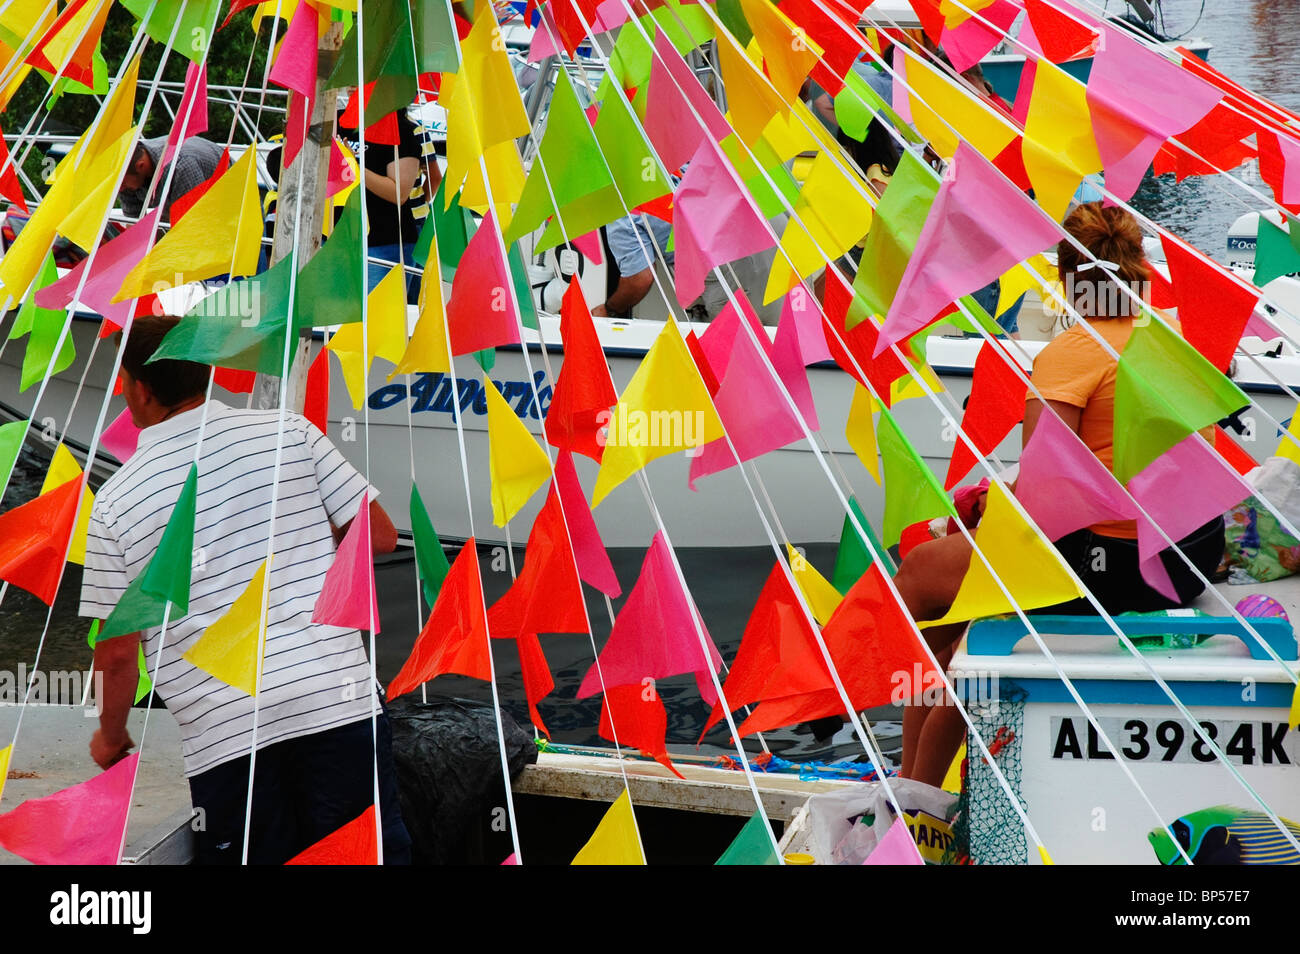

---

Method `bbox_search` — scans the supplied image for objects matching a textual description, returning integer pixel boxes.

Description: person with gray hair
[118,135,226,223]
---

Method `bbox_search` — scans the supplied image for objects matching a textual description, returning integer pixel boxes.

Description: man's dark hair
[117,315,211,406]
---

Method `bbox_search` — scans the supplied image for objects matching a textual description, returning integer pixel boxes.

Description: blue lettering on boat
[368,371,552,419]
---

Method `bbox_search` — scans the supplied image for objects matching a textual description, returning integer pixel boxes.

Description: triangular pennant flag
[715,811,779,865]
[1254,215,1300,289]
[183,559,270,696]
[285,805,379,865]
[304,346,330,435]
[14,253,74,392]
[893,47,1017,162]
[0,753,138,865]
[327,266,409,408]
[1214,425,1258,476]
[487,486,588,640]
[876,143,1061,356]
[445,212,522,356]
[486,375,552,526]
[312,492,379,632]
[24,0,112,88]
[702,561,834,738]
[770,291,821,428]
[845,384,881,484]
[1257,127,1300,213]
[1023,0,1099,62]
[738,0,821,105]
[945,341,1029,489]
[823,271,917,409]
[161,60,209,169]
[0,476,81,604]
[715,27,787,146]
[878,407,955,547]
[1160,232,1260,372]
[571,790,644,865]
[410,483,451,608]
[36,209,161,331]
[937,0,1020,72]
[388,540,490,699]
[0,126,28,213]
[592,319,724,506]
[121,0,222,63]
[1022,61,1103,221]
[0,420,28,492]
[921,483,1086,628]
[598,682,683,778]
[329,0,419,120]
[545,277,618,462]
[392,257,451,377]
[644,28,731,173]
[100,407,142,463]
[788,543,843,627]
[832,497,877,594]
[114,145,263,300]
[100,464,198,639]
[0,744,10,804]
[40,445,94,567]
[1113,317,1249,484]
[577,532,723,706]
[554,451,621,598]
[269,1,318,166]
[778,0,862,95]
[863,816,925,865]
[1154,101,1257,182]
[514,632,556,737]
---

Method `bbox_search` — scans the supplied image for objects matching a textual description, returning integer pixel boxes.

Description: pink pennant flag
[876,143,1061,357]
[1128,434,1250,601]
[939,0,1023,73]
[892,50,913,124]
[446,211,522,355]
[501,851,520,865]
[1085,25,1223,202]
[571,229,603,265]
[780,284,831,366]
[271,0,320,167]
[645,29,732,172]
[672,138,777,307]
[36,209,162,328]
[0,753,138,865]
[863,817,924,865]
[555,450,621,598]
[577,531,723,705]
[689,292,806,487]
[161,61,209,170]
[1258,128,1300,208]
[100,407,142,462]
[312,492,381,633]
[327,138,356,198]
[1015,409,1135,541]
[1011,57,1036,125]
[772,300,820,430]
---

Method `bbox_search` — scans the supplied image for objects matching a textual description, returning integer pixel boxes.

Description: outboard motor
[1227,210,1289,271]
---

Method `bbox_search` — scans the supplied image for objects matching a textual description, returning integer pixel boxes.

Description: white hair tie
[1077,258,1119,273]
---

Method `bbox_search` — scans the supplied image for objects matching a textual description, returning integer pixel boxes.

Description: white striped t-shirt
[79,400,379,777]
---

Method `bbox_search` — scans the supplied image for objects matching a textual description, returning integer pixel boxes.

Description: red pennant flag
[701,563,834,740]
[780,0,867,95]
[1153,102,1257,182]
[683,329,721,396]
[945,341,1028,489]
[487,487,589,640]
[170,148,231,224]
[822,270,913,408]
[553,450,621,598]
[303,346,331,433]
[213,367,256,394]
[388,539,490,698]
[907,0,947,45]
[339,83,401,146]
[286,805,379,865]
[1023,0,1099,63]
[0,129,28,213]
[1160,232,1260,372]
[1147,261,1176,309]
[1214,425,1258,476]
[0,477,82,605]
[991,136,1033,193]
[24,0,108,89]
[516,632,556,737]
[599,682,683,778]
[735,564,935,738]
[1256,127,1300,214]
[545,277,617,462]
[445,211,522,356]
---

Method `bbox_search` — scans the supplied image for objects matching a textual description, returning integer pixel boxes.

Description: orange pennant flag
[0,477,81,604]
[285,806,379,865]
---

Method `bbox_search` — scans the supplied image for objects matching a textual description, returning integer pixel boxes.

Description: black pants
[187,713,412,865]
[1043,517,1226,616]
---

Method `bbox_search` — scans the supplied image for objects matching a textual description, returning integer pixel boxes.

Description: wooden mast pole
[252,21,346,412]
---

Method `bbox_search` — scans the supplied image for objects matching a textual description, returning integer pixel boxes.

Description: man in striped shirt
[80,315,411,864]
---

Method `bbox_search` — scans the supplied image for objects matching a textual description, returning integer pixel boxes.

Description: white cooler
[949,610,1300,865]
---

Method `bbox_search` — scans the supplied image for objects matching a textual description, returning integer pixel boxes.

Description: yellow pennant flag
[1023,62,1103,222]
[1276,403,1300,466]
[717,29,789,146]
[113,145,264,302]
[592,319,725,507]
[441,3,530,206]
[891,364,945,404]
[59,126,140,251]
[1038,845,1056,865]
[392,252,450,377]
[327,265,410,408]
[845,384,881,484]
[75,51,142,172]
[40,444,94,565]
[940,0,998,28]
[183,559,270,696]
[1290,679,1300,730]
[996,253,1054,317]
[486,374,552,526]
[759,100,829,163]
[738,0,822,105]
[0,743,10,803]
[35,0,112,83]
[457,138,526,230]
[765,150,874,303]
[572,790,645,865]
[787,543,842,626]
[920,483,1085,628]
[901,49,1017,162]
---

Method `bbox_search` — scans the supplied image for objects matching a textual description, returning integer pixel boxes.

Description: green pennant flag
[419,181,474,283]
[1253,216,1300,288]
[832,496,884,593]
[723,134,802,219]
[295,189,369,327]
[1113,316,1250,484]
[715,812,779,865]
[835,69,923,146]
[14,253,74,392]
[715,0,753,48]
[507,71,616,244]
[0,420,28,495]
[100,465,199,639]
[508,242,540,332]
[121,0,223,64]
[473,348,495,373]
[850,151,940,330]
[410,483,451,608]
[329,0,419,120]
[536,91,672,253]
[87,620,153,704]
[878,406,955,548]
[411,0,459,75]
